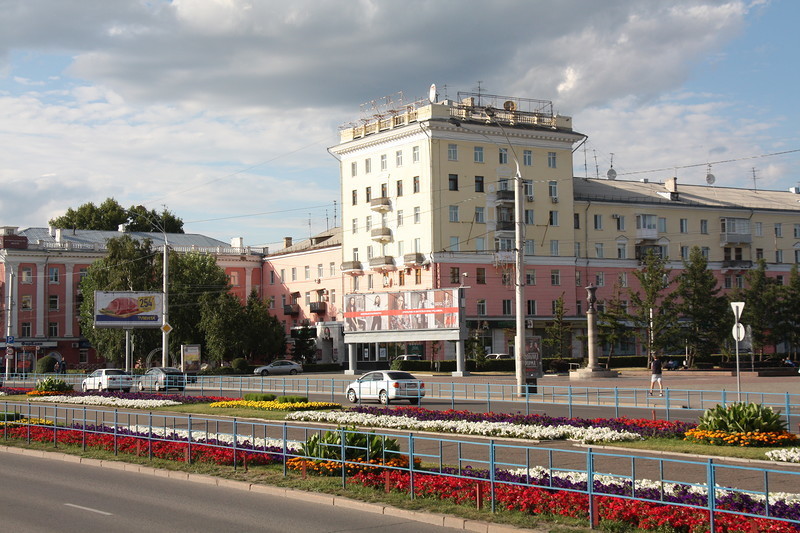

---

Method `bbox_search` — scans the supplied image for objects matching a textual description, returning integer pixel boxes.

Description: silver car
[137,367,186,392]
[253,360,303,376]
[82,368,133,392]
[346,371,425,405]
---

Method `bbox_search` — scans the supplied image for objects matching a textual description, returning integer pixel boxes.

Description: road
[0,451,463,533]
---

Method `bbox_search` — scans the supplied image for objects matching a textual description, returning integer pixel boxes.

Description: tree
[199,292,246,363]
[736,259,782,356]
[597,283,635,367]
[49,198,184,233]
[543,294,571,359]
[675,246,728,367]
[628,250,680,361]
[290,321,318,365]
[242,291,286,361]
[778,265,800,359]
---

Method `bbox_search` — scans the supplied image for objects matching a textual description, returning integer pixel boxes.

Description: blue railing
[2,400,799,530]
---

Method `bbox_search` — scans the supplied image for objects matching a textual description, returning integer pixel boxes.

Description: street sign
[730,301,745,323]
[6,346,14,357]
[161,323,173,334]
[732,323,745,342]
[6,335,14,345]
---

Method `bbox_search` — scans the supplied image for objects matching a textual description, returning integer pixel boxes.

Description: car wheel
[123,388,131,393]
[408,397,420,405]
[99,384,105,393]
[81,383,87,392]
[347,389,358,403]
[289,369,297,375]
[260,370,269,376]
[155,382,162,392]
[138,382,145,392]
[379,390,390,405]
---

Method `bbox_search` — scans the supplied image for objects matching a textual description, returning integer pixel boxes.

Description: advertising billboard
[93,291,163,328]
[343,288,459,333]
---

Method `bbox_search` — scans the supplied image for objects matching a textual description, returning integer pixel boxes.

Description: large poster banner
[343,289,459,333]
[94,291,163,328]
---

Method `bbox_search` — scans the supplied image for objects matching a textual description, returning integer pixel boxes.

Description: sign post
[731,302,745,401]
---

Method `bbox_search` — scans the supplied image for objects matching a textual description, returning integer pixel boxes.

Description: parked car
[393,354,423,362]
[487,353,512,360]
[253,360,303,376]
[82,368,133,392]
[346,371,425,405]
[136,367,186,392]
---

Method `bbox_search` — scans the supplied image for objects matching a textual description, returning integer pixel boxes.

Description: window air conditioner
[550,196,559,204]
[526,195,534,202]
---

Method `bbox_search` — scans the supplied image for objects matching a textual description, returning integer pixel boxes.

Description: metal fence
[1,400,799,530]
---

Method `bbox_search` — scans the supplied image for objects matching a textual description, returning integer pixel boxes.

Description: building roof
[268,227,342,257]
[573,178,800,212]
[19,227,230,250]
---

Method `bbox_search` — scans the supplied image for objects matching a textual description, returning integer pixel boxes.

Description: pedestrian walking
[649,355,663,396]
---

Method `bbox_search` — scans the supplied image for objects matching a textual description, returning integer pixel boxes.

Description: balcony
[368,256,396,271]
[309,301,327,314]
[370,197,392,212]
[283,304,300,316]
[722,260,753,270]
[340,261,363,274]
[720,232,752,245]
[370,226,393,243]
[495,189,514,204]
[403,252,425,266]
[635,227,658,242]
[496,221,514,232]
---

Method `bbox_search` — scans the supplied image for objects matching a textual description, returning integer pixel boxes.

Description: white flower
[29,395,182,408]
[118,424,301,450]
[766,448,800,463]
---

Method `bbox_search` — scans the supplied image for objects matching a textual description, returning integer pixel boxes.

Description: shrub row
[241,393,308,403]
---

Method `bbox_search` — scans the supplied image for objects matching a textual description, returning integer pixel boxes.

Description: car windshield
[386,371,416,380]
[106,370,126,375]
[161,368,183,375]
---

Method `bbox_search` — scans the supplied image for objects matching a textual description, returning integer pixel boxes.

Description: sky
[1,0,798,249]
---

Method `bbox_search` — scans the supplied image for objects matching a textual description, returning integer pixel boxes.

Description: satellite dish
[706,173,716,185]
[606,168,617,180]
[429,84,438,103]
[503,100,516,111]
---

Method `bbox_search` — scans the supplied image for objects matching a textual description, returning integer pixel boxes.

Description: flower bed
[209,399,342,411]
[287,456,412,476]
[685,428,800,447]
[768,449,800,463]
[29,395,183,409]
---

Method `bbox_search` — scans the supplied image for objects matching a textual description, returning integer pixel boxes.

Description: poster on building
[524,334,544,379]
[93,291,163,328]
[343,289,459,333]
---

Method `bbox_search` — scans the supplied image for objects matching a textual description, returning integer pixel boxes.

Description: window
[380,154,387,171]
[365,216,372,231]
[701,246,710,259]
[501,272,512,286]
[754,222,762,237]
[523,150,532,166]
[317,264,324,278]
[526,270,536,285]
[637,214,657,230]
[524,209,535,224]
[398,271,405,286]
[794,224,800,239]
[21,322,31,337]
[619,272,628,287]
[595,272,605,287]
[575,270,582,286]
[414,238,421,252]
[576,301,583,315]
[574,213,580,229]
[775,223,783,238]
[593,214,603,230]
[548,180,558,197]
[475,207,485,223]
[551,270,561,285]
[498,179,510,191]
[351,190,357,205]
[524,180,533,197]
[777,275,784,285]
[526,300,537,315]
[550,240,559,256]
[365,186,372,202]
[680,219,688,233]
[413,176,420,193]
[475,237,485,251]
[380,183,388,197]
[20,266,32,284]
[616,215,626,231]
[291,267,297,281]
[49,295,59,310]
[548,211,559,226]
[448,174,458,191]
[448,143,458,161]
[352,218,358,234]
[366,246,374,259]
[280,269,285,282]
[617,243,627,259]
[415,269,422,284]
[499,148,508,164]
[229,271,240,286]
[412,146,420,163]
[477,299,487,316]
[330,262,336,276]
[397,241,404,256]
[352,248,359,261]
[476,268,486,284]
[776,250,784,263]
[49,267,60,283]
[735,274,744,289]
[474,146,484,163]
[524,239,535,255]
[502,299,512,315]
[756,248,764,260]
[449,237,460,251]
[365,158,372,173]
[351,161,357,177]
[414,207,421,223]
[547,152,557,168]
[450,267,460,284]
[658,217,667,233]
[574,242,581,257]
[305,292,311,305]
[397,210,404,226]
[49,322,59,337]
[352,276,359,291]
[700,219,708,234]
[21,295,32,310]
[595,243,604,258]
[395,150,403,167]
[796,250,800,263]
[367,274,373,289]
[269,270,275,284]
[475,176,484,192]
[495,237,513,251]
[396,180,403,196]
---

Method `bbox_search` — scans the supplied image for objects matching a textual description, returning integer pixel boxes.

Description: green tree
[675,246,728,367]
[49,198,184,233]
[291,321,318,365]
[597,283,634,367]
[736,259,782,356]
[199,292,246,363]
[242,291,286,361]
[628,250,680,361]
[778,265,800,359]
[126,205,185,233]
[543,294,571,359]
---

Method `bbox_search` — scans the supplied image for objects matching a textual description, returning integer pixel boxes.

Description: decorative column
[570,284,618,379]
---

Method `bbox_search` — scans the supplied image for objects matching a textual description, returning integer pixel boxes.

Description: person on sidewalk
[649,355,663,396]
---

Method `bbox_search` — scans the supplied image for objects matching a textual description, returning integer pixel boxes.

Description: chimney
[231,237,244,248]
[665,177,678,193]
[55,228,63,243]
[283,237,293,248]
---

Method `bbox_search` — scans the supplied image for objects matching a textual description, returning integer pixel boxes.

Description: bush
[698,402,787,433]
[302,363,342,373]
[230,358,249,374]
[34,377,72,393]
[0,412,23,422]
[276,395,307,404]
[198,366,235,375]
[36,355,58,374]
[300,427,400,461]
[242,393,276,402]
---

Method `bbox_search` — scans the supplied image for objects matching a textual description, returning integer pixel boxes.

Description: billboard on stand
[93,291,163,328]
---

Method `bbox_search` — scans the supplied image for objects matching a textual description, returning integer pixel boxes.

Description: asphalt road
[0,451,463,533]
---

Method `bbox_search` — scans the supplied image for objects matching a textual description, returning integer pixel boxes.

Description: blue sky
[1,0,797,247]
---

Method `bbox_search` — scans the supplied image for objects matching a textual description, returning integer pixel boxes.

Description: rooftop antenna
[308,213,312,238]
[583,143,588,178]
[325,209,329,231]
[751,167,759,191]
[333,200,337,228]
[592,149,599,179]
[606,153,617,180]
[705,163,716,185]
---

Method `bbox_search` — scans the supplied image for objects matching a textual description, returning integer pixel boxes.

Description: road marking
[64,503,113,516]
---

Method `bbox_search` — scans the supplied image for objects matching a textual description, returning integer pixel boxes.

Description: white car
[346,371,425,405]
[82,369,133,393]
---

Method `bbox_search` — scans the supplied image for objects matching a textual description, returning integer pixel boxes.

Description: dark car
[137,367,186,392]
